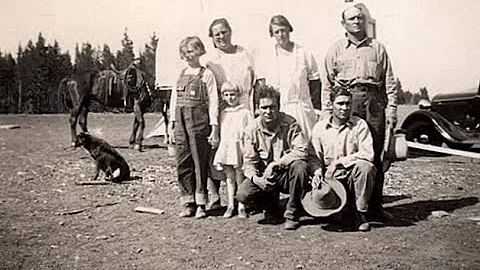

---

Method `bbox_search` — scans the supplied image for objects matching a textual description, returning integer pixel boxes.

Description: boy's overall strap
[197,67,206,78]
[180,67,187,77]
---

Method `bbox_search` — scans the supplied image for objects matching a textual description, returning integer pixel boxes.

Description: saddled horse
[59,64,152,151]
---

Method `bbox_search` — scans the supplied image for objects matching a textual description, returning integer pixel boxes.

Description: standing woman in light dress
[256,15,321,139]
[203,18,256,210]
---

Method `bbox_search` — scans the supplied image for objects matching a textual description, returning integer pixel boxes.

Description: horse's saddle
[97,66,148,109]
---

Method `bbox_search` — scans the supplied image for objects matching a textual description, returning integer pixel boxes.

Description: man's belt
[335,79,379,91]
[348,83,378,93]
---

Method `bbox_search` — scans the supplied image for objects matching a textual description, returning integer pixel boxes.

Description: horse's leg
[129,101,140,149]
[133,100,145,151]
[129,116,139,149]
[78,102,89,133]
[69,105,81,147]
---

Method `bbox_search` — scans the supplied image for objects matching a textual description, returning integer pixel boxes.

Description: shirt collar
[325,115,354,130]
[344,35,372,48]
[257,114,289,136]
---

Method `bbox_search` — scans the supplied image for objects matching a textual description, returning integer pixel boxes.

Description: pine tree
[16,34,72,113]
[396,78,405,105]
[139,32,158,87]
[116,28,135,69]
[403,91,413,105]
[0,51,17,113]
[35,33,50,112]
[47,40,72,112]
[101,44,116,70]
[419,87,430,101]
[17,39,39,113]
[75,42,97,74]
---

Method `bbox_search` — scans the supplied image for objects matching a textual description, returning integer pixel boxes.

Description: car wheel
[406,121,443,146]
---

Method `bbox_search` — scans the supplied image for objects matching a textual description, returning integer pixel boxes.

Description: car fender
[401,110,471,144]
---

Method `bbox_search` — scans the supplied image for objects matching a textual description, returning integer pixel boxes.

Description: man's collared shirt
[242,112,310,180]
[322,36,397,117]
[311,115,374,170]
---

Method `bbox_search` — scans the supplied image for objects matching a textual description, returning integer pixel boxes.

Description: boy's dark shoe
[258,210,284,225]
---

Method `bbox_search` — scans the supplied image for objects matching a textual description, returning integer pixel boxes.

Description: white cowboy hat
[301,178,347,217]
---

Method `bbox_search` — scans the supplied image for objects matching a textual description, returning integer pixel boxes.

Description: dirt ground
[0,108,479,270]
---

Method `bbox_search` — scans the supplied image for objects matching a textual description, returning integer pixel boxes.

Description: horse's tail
[58,77,73,110]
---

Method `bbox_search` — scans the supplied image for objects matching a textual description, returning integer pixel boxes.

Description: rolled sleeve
[321,46,336,113]
[278,122,308,166]
[306,51,320,81]
[310,124,326,169]
[381,47,398,119]
[242,127,260,180]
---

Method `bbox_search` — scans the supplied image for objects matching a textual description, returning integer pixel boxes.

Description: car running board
[406,141,480,159]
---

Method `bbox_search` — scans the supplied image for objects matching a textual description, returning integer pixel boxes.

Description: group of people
[166,3,397,231]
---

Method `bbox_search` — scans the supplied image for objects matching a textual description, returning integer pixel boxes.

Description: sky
[1,0,479,96]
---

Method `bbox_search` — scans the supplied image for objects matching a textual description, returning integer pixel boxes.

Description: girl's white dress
[213,104,253,170]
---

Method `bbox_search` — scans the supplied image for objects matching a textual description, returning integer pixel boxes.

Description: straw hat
[301,178,347,217]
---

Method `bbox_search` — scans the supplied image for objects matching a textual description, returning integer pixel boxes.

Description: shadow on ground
[383,194,412,204]
[299,196,479,232]
[384,196,479,227]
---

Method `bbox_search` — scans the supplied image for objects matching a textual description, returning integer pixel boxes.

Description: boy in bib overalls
[169,36,219,218]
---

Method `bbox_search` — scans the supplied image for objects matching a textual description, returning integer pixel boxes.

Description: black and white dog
[76,132,130,183]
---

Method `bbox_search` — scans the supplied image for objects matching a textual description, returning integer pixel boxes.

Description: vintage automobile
[401,85,480,150]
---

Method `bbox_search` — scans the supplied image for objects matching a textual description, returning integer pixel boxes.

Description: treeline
[0,29,158,114]
[1,31,429,114]
[396,78,430,105]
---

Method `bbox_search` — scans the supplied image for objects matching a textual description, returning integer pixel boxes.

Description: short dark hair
[254,84,280,107]
[208,18,232,37]
[330,85,352,102]
[269,15,293,37]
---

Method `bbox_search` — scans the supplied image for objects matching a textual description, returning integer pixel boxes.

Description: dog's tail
[58,77,73,110]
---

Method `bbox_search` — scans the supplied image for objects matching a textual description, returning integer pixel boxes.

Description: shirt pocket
[346,134,357,153]
[335,59,356,79]
[366,61,380,80]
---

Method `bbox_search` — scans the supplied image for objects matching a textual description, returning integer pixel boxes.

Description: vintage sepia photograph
[0,0,479,269]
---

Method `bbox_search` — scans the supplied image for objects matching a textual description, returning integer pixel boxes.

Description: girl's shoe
[223,206,235,218]
[195,206,207,219]
[179,205,196,218]
[238,208,248,219]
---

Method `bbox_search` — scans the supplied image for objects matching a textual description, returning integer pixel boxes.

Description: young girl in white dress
[213,82,253,218]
